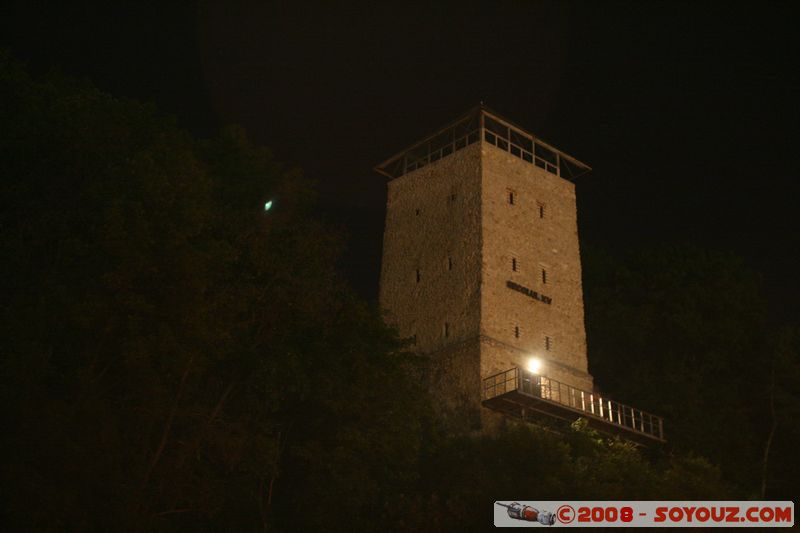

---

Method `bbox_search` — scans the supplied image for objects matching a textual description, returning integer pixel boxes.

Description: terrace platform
[482,367,665,445]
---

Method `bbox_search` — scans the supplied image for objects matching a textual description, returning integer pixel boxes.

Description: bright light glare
[264,200,273,212]
[526,358,542,374]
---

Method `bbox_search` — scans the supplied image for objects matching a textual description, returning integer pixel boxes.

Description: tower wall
[378,109,594,434]
[480,145,592,391]
[379,142,485,432]
[380,142,482,351]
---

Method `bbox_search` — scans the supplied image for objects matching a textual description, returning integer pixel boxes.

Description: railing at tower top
[374,106,591,181]
[482,367,665,443]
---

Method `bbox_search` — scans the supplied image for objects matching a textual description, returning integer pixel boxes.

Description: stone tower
[376,106,594,431]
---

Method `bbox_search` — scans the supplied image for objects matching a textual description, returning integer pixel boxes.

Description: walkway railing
[483,367,664,442]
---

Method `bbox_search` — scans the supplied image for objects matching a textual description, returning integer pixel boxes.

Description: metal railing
[376,111,481,178]
[483,114,560,176]
[375,108,591,180]
[483,367,664,441]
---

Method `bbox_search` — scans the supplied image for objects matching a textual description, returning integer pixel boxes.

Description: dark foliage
[584,245,800,499]
[0,52,427,530]
[1,52,796,531]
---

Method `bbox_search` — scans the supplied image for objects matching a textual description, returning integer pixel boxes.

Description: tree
[1,51,781,531]
[402,421,728,532]
[581,244,798,496]
[0,51,430,530]
[760,326,800,498]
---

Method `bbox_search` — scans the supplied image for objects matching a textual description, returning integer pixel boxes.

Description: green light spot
[264,200,273,211]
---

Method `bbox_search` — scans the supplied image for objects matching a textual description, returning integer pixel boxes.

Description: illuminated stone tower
[376,106,595,431]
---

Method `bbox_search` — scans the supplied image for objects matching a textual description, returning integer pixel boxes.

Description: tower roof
[374,105,592,181]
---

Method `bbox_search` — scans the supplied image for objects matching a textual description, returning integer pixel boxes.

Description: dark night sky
[5,1,799,320]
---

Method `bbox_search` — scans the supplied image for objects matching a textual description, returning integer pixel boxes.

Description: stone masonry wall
[480,143,593,392]
[379,133,594,435]
[379,143,486,431]
[380,142,482,352]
